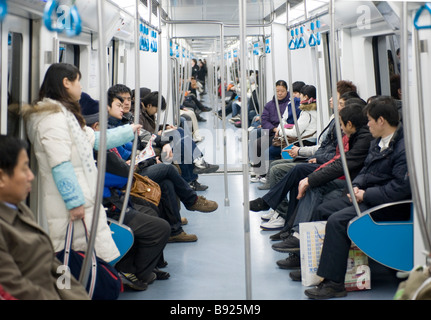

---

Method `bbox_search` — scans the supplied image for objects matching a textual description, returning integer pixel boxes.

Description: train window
[7,32,23,137]
[59,43,80,68]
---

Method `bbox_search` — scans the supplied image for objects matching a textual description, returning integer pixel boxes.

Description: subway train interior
[1,0,431,303]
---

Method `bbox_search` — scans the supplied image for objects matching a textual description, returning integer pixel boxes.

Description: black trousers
[115,208,171,281]
[314,195,411,283]
[262,162,319,221]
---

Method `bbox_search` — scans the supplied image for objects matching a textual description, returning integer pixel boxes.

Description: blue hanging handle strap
[288,29,297,50]
[297,26,306,49]
[309,22,316,47]
[414,3,431,30]
[316,20,321,45]
[0,0,7,22]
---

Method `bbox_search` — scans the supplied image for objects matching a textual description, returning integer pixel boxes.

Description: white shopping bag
[299,221,326,286]
[299,221,371,290]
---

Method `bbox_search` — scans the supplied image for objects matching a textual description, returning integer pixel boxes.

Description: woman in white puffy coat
[23,63,141,263]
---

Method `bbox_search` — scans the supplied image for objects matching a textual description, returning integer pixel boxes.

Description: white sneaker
[261,209,276,221]
[260,212,285,230]
[250,175,265,183]
[193,136,204,143]
[259,177,267,184]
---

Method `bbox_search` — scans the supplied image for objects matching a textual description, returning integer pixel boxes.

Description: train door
[372,34,400,96]
[0,14,30,138]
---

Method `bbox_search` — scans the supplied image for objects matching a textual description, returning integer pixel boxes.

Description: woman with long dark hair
[23,63,141,263]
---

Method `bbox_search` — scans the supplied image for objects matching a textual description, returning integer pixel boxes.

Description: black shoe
[154,267,170,280]
[157,259,168,268]
[249,198,270,212]
[276,254,300,269]
[270,230,290,241]
[289,269,302,281]
[196,115,207,122]
[193,158,219,174]
[189,180,208,191]
[271,234,300,253]
[119,272,148,291]
[200,106,212,112]
[304,279,347,299]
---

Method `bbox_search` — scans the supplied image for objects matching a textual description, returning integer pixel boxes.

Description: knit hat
[79,92,99,125]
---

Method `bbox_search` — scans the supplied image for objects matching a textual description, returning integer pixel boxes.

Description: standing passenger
[23,63,141,263]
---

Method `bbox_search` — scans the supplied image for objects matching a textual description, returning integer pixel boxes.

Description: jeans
[161,127,201,183]
[290,179,346,233]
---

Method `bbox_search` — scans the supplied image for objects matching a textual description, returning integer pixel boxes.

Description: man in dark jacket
[304,96,411,299]
[272,103,373,258]
[250,103,373,225]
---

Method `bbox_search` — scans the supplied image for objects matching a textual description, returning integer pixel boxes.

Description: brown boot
[168,232,198,243]
[188,196,218,212]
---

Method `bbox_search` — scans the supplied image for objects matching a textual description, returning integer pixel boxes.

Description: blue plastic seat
[107,219,134,266]
[347,200,413,272]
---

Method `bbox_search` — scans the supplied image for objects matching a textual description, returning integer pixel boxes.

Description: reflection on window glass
[7,32,23,137]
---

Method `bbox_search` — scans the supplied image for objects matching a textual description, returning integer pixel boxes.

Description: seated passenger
[272,102,371,268]
[79,93,171,290]
[80,92,218,243]
[269,84,318,161]
[255,81,359,234]
[249,80,301,177]
[304,96,411,299]
[249,101,372,233]
[0,135,89,299]
[109,84,218,191]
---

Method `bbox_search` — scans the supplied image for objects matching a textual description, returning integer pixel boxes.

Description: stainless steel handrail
[239,0,251,300]
[79,0,108,286]
[328,0,361,217]
[401,2,431,257]
[283,1,303,148]
[118,0,141,227]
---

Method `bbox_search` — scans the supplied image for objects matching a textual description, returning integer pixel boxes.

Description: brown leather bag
[128,173,161,206]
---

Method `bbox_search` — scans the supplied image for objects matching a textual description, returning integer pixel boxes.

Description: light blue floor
[119,94,402,300]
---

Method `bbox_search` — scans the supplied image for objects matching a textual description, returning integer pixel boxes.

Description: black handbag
[56,220,122,300]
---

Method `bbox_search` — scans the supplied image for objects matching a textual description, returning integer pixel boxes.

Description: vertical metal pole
[329,0,360,216]
[79,0,108,286]
[313,37,325,131]
[118,0,141,226]
[156,5,163,132]
[239,0,251,300]
[401,3,431,256]
[413,27,431,243]
[284,1,303,147]
[220,24,229,206]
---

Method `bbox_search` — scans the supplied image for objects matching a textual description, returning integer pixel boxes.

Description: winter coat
[312,117,339,164]
[352,124,411,207]
[308,125,373,187]
[261,94,300,131]
[297,115,336,160]
[0,201,90,300]
[23,98,128,262]
[278,99,317,141]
